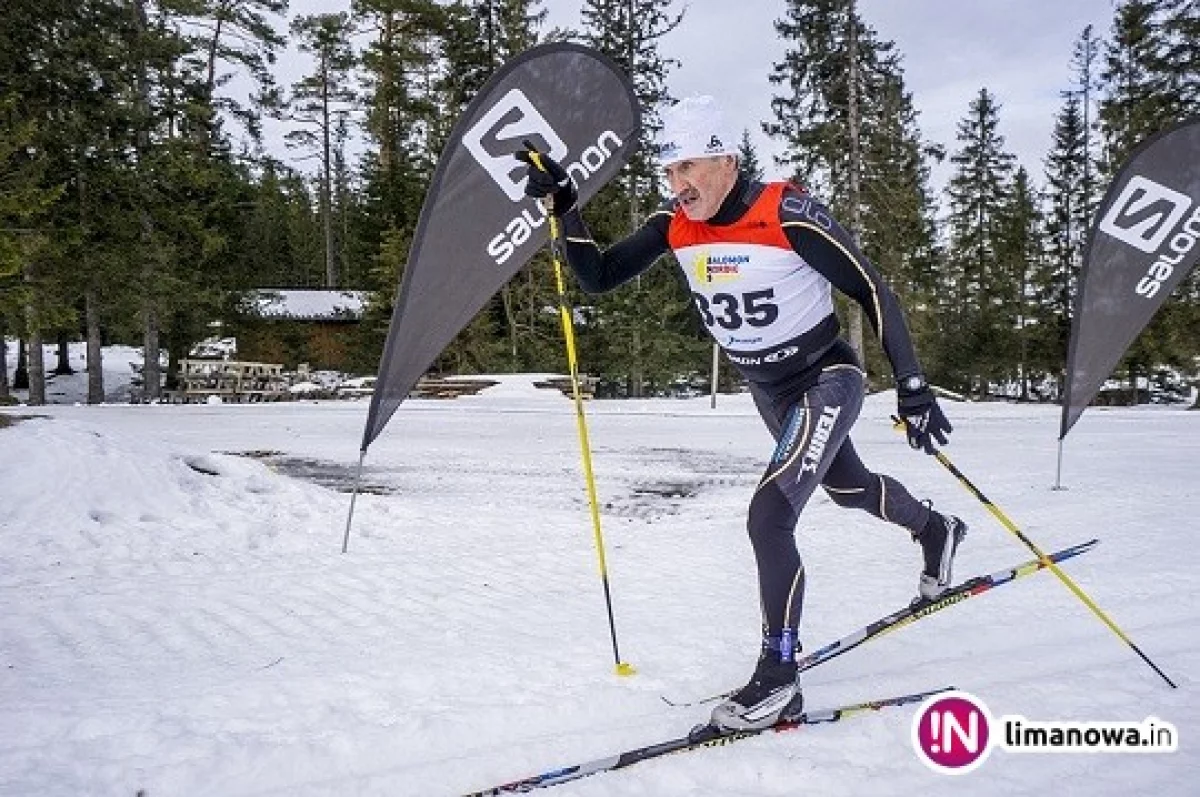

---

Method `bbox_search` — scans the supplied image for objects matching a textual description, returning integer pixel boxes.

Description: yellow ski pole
[892,417,1176,688]
[530,151,634,677]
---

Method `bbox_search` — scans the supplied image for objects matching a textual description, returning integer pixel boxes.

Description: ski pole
[892,417,1176,689]
[529,150,634,677]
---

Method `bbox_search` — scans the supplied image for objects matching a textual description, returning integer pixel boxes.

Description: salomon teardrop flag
[1060,118,1200,440]
[359,43,640,451]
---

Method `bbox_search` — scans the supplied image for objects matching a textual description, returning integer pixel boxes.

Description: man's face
[664,156,739,221]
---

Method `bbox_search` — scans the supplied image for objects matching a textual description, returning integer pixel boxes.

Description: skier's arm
[778,189,952,452]
[515,145,671,294]
[557,205,672,294]
[778,191,923,381]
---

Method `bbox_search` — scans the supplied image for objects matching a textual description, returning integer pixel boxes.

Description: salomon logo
[1099,176,1193,253]
[1134,204,1200,298]
[469,87,624,265]
[482,125,625,265]
[464,88,569,202]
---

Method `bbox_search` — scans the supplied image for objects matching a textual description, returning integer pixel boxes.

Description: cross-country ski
[464,686,952,795]
[662,539,1099,708]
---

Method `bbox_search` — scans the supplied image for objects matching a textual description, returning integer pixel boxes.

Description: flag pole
[710,342,720,409]
[1053,437,1066,491]
[532,160,634,677]
[342,450,366,553]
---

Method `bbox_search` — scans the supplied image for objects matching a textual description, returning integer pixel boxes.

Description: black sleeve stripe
[781,220,884,342]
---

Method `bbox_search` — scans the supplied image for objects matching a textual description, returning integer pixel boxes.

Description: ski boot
[915,510,968,601]
[709,637,804,732]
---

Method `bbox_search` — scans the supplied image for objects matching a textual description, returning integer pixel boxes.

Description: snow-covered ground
[1,352,1196,795]
[1,343,141,405]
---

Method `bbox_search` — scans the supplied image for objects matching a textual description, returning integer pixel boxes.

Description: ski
[463,685,951,795]
[664,538,1099,707]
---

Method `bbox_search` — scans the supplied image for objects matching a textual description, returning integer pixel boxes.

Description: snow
[1,354,1197,796]
[248,289,368,321]
[2,343,142,404]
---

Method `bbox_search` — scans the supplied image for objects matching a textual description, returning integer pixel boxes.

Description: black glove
[514,140,577,215]
[897,375,952,454]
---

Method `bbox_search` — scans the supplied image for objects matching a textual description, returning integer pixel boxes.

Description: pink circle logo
[911,690,994,774]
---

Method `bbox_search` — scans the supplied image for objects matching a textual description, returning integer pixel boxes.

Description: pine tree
[1034,21,1107,398]
[993,167,1044,398]
[0,96,61,402]
[737,130,765,181]
[177,0,289,146]
[287,12,357,288]
[942,88,1017,395]
[856,71,941,381]
[768,1,899,196]
[581,0,681,213]
[1036,93,1088,394]
[2,0,150,403]
[1069,25,1105,230]
[355,0,444,191]
[1099,0,1171,170]
[442,0,547,110]
[0,102,58,287]
[769,0,938,379]
[350,0,444,375]
[579,0,705,397]
[127,0,262,398]
[1158,0,1200,116]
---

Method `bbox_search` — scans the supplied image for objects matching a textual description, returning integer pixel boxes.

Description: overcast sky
[541,0,1117,192]
[282,0,1118,196]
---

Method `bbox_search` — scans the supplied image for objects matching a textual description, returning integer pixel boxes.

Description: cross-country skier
[515,95,966,732]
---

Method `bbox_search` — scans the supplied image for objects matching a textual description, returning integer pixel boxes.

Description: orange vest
[664,182,835,355]
[667,182,792,251]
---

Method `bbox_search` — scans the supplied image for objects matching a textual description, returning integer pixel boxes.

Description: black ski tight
[748,366,930,637]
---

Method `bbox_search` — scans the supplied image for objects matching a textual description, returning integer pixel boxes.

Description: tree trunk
[133,0,162,402]
[13,337,28,390]
[54,332,74,375]
[21,254,43,402]
[0,315,8,398]
[85,286,105,404]
[205,9,224,99]
[322,77,337,288]
[846,0,866,367]
[166,335,184,391]
[27,329,45,406]
[0,321,9,399]
[630,327,644,398]
[501,286,518,366]
[143,306,161,402]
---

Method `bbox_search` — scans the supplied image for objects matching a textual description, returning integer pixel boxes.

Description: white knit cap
[657,95,738,167]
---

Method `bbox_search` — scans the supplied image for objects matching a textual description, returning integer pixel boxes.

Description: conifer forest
[2,1,1197,403]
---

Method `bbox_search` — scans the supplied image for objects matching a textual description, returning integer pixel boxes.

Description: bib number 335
[692,288,778,330]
